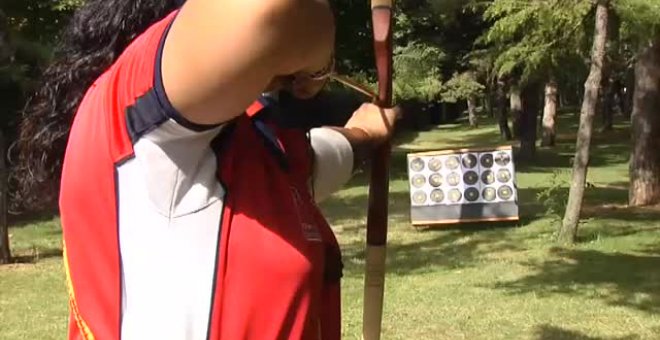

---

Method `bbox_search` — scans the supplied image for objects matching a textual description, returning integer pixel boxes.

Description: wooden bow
[363,0,393,339]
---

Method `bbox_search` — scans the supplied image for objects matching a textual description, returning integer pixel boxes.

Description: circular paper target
[445,156,460,170]
[462,154,477,169]
[465,187,479,202]
[463,171,479,185]
[428,158,442,172]
[480,154,494,168]
[448,188,462,203]
[481,170,495,185]
[430,189,444,203]
[410,157,425,172]
[495,152,511,166]
[447,172,461,186]
[482,187,497,202]
[411,174,426,188]
[497,169,512,183]
[497,185,514,200]
[412,190,427,205]
[429,173,443,187]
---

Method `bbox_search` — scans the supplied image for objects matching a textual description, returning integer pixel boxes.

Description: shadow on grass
[321,178,650,235]
[492,247,660,315]
[8,210,59,228]
[10,248,63,264]
[395,122,508,153]
[511,113,630,172]
[323,185,545,276]
[517,142,630,173]
[338,224,526,277]
[320,185,545,235]
[522,183,660,226]
[534,324,644,340]
[323,176,660,280]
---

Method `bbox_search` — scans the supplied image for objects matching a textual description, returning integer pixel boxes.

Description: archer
[17,0,399,339]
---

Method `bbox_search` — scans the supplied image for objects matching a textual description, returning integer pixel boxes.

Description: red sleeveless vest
[207,100,343,339]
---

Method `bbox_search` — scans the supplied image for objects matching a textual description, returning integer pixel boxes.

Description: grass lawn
[2,113,660,339]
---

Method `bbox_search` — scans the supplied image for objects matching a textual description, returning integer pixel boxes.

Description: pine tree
[617,0,660,207]
[560,0,610,244]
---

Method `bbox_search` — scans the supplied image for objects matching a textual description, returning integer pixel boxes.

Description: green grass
[0,220,67,340]
[2,113,660,339]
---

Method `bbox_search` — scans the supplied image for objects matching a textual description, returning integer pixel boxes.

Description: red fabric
[67,310,83,340]
[60,8,341,340]
[246,101,264,117]
[209,114,341,339]
[60,11,176,340]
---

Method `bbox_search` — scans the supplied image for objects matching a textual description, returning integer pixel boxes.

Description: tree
[0,131,9,264]
[0,8,11,264]
[480,0,591,80]
[481,0,593,151]
[440,71,485,128]
[615,0,660,206]
[495,77,512,140]
[393,41,444,102]
[629,39,660,206]
[2,0,81,214]
[560,0,610,244]
[597,7,621,132]
[519,81,541,161]
[509,82,522,138]
[541,79,559,146]
[333,0,372,75]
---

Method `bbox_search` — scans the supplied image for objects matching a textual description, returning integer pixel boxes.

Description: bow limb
[363,1,393,340]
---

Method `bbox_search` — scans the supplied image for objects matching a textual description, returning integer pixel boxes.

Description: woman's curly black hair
[13,0,182,213]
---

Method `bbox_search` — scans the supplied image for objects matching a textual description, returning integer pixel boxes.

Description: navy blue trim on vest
[248,97,290,171]
[252,119,289,171]
[153,13,221,132]
[124,90,170,144]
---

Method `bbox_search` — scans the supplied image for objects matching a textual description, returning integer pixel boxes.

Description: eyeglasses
[297,52,378,100]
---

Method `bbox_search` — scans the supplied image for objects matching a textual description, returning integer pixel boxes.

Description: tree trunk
[599,5,619,132]
[629,39,660,206]
[541,80,558,146]
[559,0,609,244]
[623,67,635,118]
[0,132,10,264]
[598,60,615,131]
[485,84,495,118]
[597,60,614,131]
[496,79,512,140]
[518,83,541,161]
[0,11,11,264]
[612,78,625,116]
[599,75,615,131]
[467,96,478,128]
[510,85,523,138]
[0,20,10,63]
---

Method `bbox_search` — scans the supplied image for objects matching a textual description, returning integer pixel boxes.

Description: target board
[407,145,519,226]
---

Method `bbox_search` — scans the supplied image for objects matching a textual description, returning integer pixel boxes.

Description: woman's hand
[324,103,401,172]
[344,103,401,145]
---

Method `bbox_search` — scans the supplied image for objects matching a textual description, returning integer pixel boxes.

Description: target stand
[407,145,519,227]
